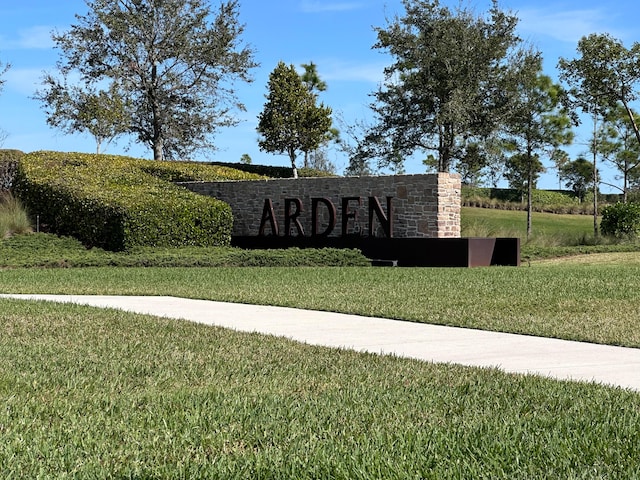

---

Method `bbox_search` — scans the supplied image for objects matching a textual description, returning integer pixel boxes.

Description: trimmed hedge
[207,161,335,178]
[463,187,580,205]
[138,159,266,182]
[13,152,263,251]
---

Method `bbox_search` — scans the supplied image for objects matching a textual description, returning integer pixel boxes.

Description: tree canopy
[35,81,129,154]
[40,0,258,160]
[354,0,523,173]
[559,33,640,146]
[598,105,640,201]
[257,61,332,178]
[561,157,596,203]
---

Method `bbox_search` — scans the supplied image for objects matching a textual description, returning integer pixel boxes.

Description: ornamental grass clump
[0,191,32,238]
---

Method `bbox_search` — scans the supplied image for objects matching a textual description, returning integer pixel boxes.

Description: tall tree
[257,61,332,178]
[503,54,573,237]
[40,0,257,160]
[354,0,522,173]
[35,81,129,154]
[298,62,334,169]
[559,33,640,235]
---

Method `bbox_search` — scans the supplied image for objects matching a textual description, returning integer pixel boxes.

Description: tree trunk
[592,115,599,237]
[289,149,298,179]
[153,139,164,161]
[527,165,533,239]
[621,99,640,147]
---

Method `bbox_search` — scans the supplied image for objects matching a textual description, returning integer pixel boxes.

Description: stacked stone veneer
[179,173,461,238]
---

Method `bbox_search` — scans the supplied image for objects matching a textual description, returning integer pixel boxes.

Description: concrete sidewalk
[2,294,640,392]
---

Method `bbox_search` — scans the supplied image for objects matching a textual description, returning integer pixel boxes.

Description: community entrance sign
[179,173,519,267]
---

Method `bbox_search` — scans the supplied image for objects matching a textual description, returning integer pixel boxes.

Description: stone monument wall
[179,173,461,238]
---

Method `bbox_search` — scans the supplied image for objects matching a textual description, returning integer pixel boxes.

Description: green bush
[208,161,335,178]
[12,152,249,251]
[600,202,640,238]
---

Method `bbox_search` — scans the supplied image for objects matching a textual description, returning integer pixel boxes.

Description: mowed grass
[1,298,639,478]
[462,206,594,241]
[2,208,640,477]
[1,262,640,347]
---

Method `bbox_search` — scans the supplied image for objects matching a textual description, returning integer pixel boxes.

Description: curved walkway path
[2,294,640,392]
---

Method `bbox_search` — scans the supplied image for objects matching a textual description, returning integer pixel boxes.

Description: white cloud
[516,7,624,44]
[316,60,386,84]
[300,1,364,13]
[5,68,44,95]
[0,26,54,50]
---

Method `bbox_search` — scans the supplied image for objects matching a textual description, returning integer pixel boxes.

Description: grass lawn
[2,261,640,347]
[2,223,640,477]
[461,206,595,240]
[1,298,639,478]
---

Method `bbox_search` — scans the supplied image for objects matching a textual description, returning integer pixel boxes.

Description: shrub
[12,152,249,251]
[208,161,335,178]
[600,202,640,238]
[0,190,32,238]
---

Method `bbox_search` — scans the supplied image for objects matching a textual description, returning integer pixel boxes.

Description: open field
[461,206,595,241]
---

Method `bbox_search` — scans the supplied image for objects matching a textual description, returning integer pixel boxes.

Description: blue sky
[0,0,639,191]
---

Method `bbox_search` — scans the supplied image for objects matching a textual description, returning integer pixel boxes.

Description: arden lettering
[258,196,393,238]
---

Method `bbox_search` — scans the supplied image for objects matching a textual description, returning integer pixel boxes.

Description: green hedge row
[207,161,334,178]
[13,152,262,251]
[462,187,580,205]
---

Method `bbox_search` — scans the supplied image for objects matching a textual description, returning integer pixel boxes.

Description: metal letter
[368,196,393,238]
[284,198,305,237]
[341,197,362,236]
[311,197,337,237]
[258,199,279,236]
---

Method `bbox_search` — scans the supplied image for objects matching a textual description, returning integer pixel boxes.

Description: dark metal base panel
[231,236,521,267]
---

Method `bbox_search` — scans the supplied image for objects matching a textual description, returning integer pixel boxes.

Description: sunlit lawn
[2,219,640,477]
[1,297,639,478]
